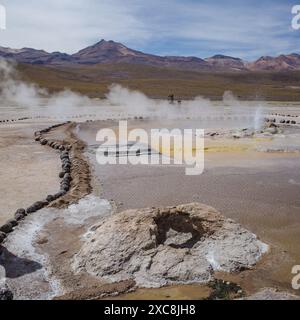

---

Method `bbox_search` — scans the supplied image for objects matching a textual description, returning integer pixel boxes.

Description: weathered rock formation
[73,203,268,288]
[242,288,300,300]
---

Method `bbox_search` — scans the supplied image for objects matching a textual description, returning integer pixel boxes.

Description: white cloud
[0,0,298,60]
[0,0,150,53]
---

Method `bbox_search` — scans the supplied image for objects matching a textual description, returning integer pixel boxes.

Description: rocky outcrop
[73,203,268,288]
[242,288,300,300]
[247,54,300,71]
[205,55,246,71]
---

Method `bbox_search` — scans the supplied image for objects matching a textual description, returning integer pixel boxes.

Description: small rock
[15,212,25,221]
[61,184,69,192]
[0,222,13,233]
[64,173,71,179]
[26,201,46,214]
[60,153,69,160]
[7,219,18,227]
[0,231,6,243]
[53,191,65,199]
[26,205,36,214]
[41,139,47,145]
[46,195,54,202]
[15,208,25,215]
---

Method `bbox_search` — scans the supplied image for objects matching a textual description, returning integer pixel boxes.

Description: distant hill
[247,54,300,71]
[16,62,300,101]
[204,54,246,71]
[0,47,70,65]
[71,40,211,71]
[1,39,299,72]
[2,39,300,101]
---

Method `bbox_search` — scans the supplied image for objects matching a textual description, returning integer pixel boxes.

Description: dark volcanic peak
[0,39,299,71]
[71,39,211,70]
[72,39,150,64]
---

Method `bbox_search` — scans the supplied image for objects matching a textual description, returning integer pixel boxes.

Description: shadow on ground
[0,246,42,278]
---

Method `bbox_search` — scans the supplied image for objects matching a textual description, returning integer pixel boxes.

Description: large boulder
[73,203,268,288]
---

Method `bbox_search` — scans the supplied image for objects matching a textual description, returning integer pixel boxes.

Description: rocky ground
[242,288,300,300]
[0,121,100,299]
[37,122,92,208]
[73,203,268,288]
[1,117,300,300]
[0,123,61,225]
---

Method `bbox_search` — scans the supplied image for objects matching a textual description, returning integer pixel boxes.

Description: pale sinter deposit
[73,203,268,288]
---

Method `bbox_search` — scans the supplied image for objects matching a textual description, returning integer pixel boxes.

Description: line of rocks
[0,122,73,245]
[0,117,30,124]
[279,119,297,124]
[271,113,299,118]
[265,118,298,125]
[0,114,98,125]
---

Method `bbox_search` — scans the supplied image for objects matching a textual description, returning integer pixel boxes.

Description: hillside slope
[17,63,300,101]
[1,39,300,72]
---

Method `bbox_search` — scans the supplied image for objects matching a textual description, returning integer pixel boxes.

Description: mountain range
[1,39,300,72]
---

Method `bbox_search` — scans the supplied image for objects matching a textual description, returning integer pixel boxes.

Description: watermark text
[292,5,300,30]
[95,121,204,175]
[292,265,300,290]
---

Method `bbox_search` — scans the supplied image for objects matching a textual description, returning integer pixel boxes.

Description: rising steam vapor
[0,58,46,107]
[0,58,92,117]
[106,84,265,128]
[0,58,265,129]
[106,84,216,119]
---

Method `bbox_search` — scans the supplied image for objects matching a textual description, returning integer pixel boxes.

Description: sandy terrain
[0,121,116,300]
[0,122,61,225]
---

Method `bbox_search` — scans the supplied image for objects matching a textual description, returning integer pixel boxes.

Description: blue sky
[0,0,299,60]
